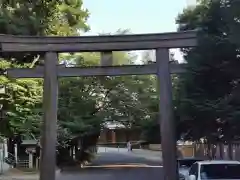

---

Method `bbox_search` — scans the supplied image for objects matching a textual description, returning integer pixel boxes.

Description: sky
[82,0,197,62]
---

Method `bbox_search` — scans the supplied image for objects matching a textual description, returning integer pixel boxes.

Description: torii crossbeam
[1,30,197,180]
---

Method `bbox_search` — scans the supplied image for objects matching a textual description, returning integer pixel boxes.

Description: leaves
[0,0,89,143]
[175,0,240,142]
[0,0,90,63]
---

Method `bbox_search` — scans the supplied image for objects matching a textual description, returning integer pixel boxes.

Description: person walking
[127,141,132,152]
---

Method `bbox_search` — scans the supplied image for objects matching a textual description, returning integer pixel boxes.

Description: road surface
[58,147,163,180]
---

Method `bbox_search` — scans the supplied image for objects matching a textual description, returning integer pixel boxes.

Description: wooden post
[29,153,33,168]
[4,139,7,158]
[36,158,39,169]
[73,146,76,160]
[40,52,58,180]
[111,130,116,143]
[156,48,178,180]
[14,144,18,164]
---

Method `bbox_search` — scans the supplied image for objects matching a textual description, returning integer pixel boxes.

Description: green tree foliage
[0,0,89,63]
[0,60,43,138]
[0,0,90,145]
[175,0,240,142]
[0,0,89,36]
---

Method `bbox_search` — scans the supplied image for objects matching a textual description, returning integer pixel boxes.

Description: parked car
[185,160,240,180]
[178,157,205,179]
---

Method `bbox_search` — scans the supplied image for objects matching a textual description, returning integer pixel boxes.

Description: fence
[16,160,29,168]
[193,143,240,160]
[176,143,240,160]
[139,142,240,160]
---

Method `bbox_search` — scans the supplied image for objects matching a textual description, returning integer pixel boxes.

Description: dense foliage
[0,0,90,157]
[175,0,240,143]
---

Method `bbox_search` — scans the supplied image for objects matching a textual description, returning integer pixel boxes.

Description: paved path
[92,147,162,166]
[1,147,164,180]
[58,147,163,180]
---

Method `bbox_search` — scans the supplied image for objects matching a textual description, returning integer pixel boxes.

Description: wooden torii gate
[1,30,197,180]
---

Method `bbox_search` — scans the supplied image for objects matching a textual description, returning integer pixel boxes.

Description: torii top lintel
[0,30,197,53]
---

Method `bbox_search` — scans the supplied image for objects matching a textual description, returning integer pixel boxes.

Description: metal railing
[16,160,29,168]
[4,152,30,168]
[4,152,16,167]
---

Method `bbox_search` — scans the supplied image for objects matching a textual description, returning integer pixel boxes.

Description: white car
[186,160,240,180]
[178,158,205,179]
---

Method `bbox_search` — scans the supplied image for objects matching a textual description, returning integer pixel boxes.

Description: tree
[0,0,89,64]
[0,59,43,154]
[0,0,90,156]
[0,0,89,36]
[175,0,240,143]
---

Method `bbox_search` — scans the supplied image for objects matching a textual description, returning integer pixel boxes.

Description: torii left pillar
[40,52,59,180]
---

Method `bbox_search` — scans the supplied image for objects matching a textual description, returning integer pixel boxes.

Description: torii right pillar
[156,48,178,180]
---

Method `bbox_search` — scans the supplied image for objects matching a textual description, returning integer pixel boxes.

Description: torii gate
[1,30,197,180]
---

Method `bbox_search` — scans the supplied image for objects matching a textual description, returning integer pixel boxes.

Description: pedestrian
[127,141,131,152]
